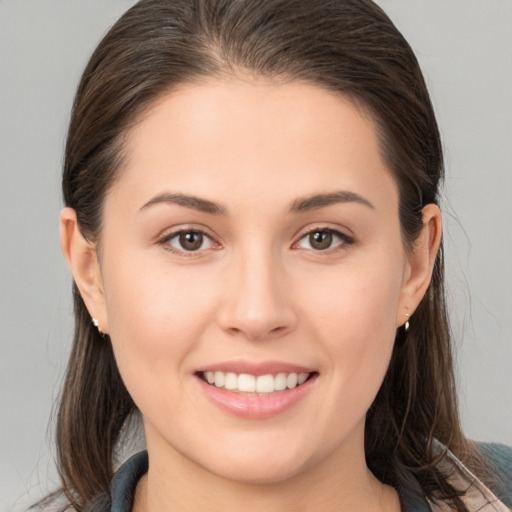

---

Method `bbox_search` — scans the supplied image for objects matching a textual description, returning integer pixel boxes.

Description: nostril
[270,325,287,334]
[227,323,291,341]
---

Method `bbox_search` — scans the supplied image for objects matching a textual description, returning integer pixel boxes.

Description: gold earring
[404,313,410,332]
[92,317,102,334]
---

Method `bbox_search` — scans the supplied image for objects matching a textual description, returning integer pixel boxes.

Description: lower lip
[196,375,317,419]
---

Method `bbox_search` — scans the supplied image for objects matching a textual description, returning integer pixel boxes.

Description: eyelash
[157,226,354,256]
[158,228,217,257]
[294,227,355,253]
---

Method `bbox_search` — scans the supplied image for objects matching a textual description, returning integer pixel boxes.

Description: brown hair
[46,0,494,510]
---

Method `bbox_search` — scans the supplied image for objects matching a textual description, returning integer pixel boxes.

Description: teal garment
[110,451,148,512]
[479,443,512,507]
[99,444,512,512]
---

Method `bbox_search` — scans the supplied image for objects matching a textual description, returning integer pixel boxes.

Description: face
[92,79,418,483]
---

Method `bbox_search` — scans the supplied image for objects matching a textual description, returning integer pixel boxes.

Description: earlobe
[60,207,109,333]
[397,204,442,328]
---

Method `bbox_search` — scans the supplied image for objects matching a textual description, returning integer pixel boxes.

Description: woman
[40,0,511,510]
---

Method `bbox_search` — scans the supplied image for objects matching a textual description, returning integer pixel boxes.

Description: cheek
[103,248,216,337]
[300,254,403,388]
[303,253,403,335]
[99,251,217,404]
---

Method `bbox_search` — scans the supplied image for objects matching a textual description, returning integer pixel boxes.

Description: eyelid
[157,225,222,256]
[155,223,354,256]
[292,225,355,252]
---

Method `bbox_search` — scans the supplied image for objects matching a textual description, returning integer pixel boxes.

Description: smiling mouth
[197,371,317,395]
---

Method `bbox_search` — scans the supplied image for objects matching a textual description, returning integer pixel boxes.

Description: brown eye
[295,228,353,252]
[179,231,204,251]
[308,231,333,250]
[162,229,216,253]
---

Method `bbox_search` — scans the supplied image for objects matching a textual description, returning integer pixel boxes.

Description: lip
[195,360,315,376]
[194,362,318,419]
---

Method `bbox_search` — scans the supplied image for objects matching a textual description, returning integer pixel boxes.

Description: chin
[203,455,312,485]
[187,433,327,486]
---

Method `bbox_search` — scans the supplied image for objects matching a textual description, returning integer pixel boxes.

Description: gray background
[1,1,511,510]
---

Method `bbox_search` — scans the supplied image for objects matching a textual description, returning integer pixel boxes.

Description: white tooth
[214,371,225,388]
[205,371,215,384]
[224,372,238,390]
[298,373,309,385]
[286,373,298,389]
[275,373,287,391]
[238,373,256,392]
[256,374,275,393]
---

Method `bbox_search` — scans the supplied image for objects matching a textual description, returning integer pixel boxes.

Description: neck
[134,432,400,512]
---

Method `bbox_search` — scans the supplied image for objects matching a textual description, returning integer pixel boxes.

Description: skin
[61,79,442,512]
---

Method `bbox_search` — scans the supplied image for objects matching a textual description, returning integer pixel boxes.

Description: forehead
[110,78,398,214]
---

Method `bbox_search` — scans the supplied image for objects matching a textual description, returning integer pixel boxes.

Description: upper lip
[195,360,316,376]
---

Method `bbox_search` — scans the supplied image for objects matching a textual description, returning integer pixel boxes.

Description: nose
[217,247,298,341]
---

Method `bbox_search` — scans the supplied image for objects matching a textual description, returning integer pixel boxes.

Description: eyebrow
[140,193,228,215]
[140,189,374,215]
[290,191,374,212]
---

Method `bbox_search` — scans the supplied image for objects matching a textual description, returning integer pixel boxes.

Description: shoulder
[33,452,148,512]
[477,442,512,504]
[478,442,512,477]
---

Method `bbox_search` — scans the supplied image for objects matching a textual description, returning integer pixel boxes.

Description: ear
[60,207,109,334]
[396,203,442,328]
